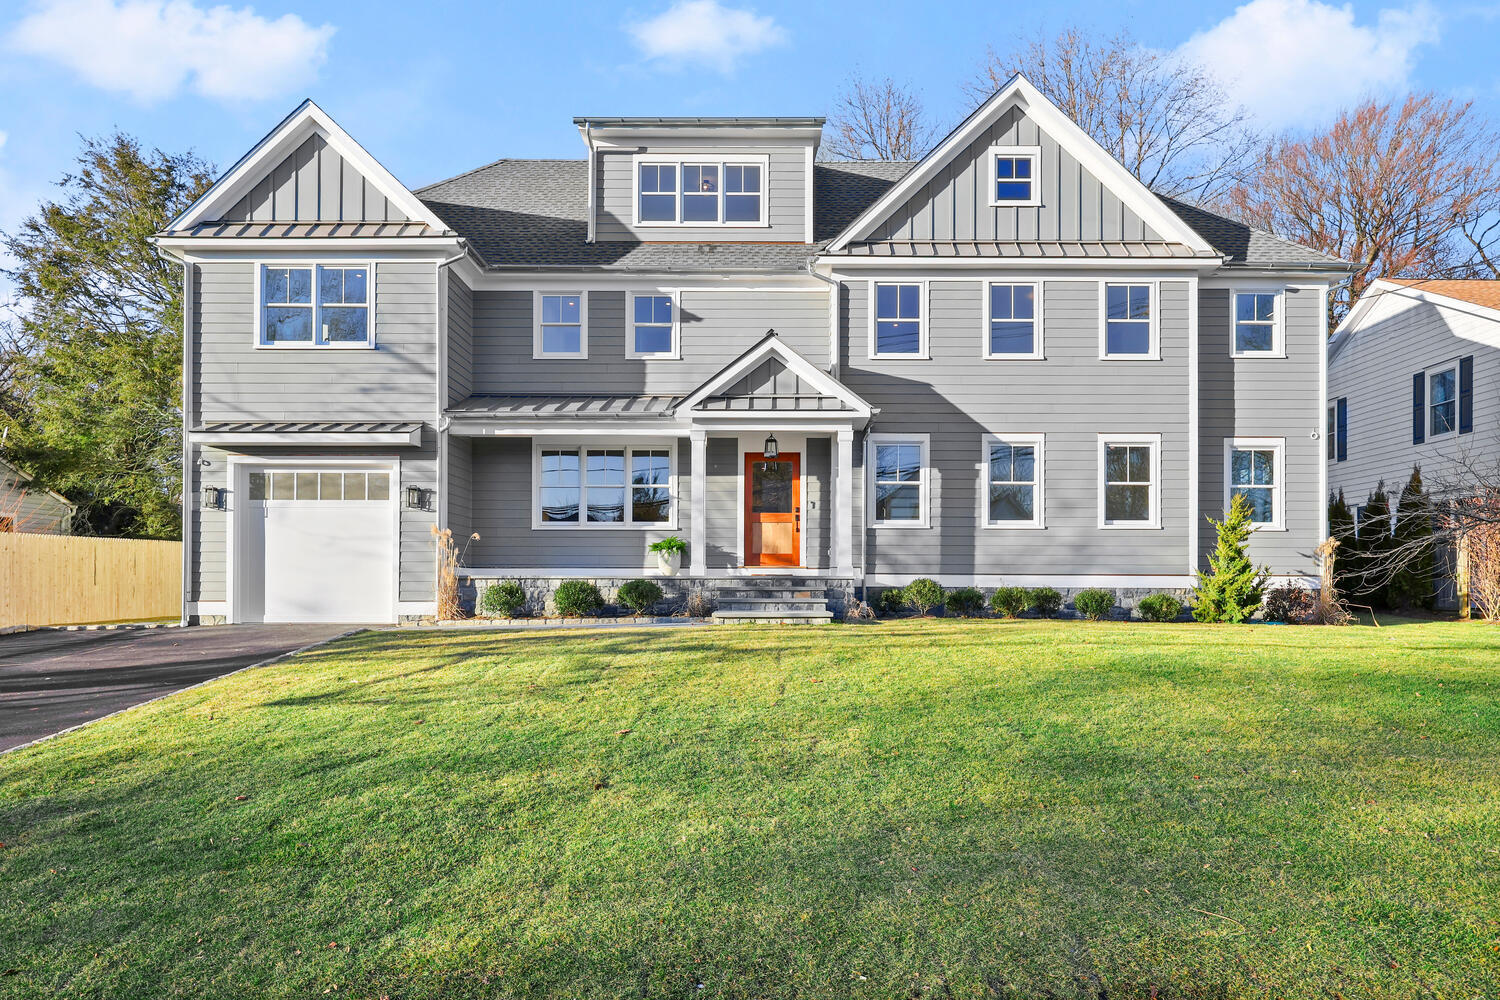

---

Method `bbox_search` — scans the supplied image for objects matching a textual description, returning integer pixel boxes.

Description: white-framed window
[867,433,929,528]
[1428,363,1458,437]
[633,155,767,226]
[868,281,926,358]
[1100,282,1157,359]
[533,291,588,359]
[982,433,1044,528]
[1232,289,1283,357]
[257,263,372,348]
[1098,434,1161,529]
[987,145,1041,206]
[534,441,677,529]
[1225,437,1284,529]
[627,291,680,359]
[984,282,1042,358]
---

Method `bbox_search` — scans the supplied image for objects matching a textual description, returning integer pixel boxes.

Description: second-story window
[635,157,766,225]
[259,264,371,348]
[533,292,587,359]
[629,292,678,359]
[871,282,925,358]
[1233,290,1281,356]
[986,282,1040,358]
[1102,283,1155,358]
[1430,366,1457,437]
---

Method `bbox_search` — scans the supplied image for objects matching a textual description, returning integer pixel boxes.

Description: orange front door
[744,452,800,567]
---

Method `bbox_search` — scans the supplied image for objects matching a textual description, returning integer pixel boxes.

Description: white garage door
[240,469,395,623]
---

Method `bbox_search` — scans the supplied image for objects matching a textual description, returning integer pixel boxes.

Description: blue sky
[0,0,1497,283]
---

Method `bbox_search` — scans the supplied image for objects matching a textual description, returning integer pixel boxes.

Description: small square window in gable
[989,146,1040,206]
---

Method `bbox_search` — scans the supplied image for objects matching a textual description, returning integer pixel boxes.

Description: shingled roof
[416,159,1346,272]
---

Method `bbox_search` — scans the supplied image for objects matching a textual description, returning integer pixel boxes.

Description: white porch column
[835,428,855,576]
[690,430,707,577]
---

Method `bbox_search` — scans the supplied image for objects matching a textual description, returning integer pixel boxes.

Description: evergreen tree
[1387,466,1435,610]
[1328,489,1357,598]
[1194,493,1270,622]
[1354,481,1394,607]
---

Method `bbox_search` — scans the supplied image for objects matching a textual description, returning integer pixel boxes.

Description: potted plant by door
[649,536,687,577]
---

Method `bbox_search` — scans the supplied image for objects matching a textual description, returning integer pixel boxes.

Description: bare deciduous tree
[824,76,939,161]
[970,28,1259,203]
[1226,94,1500,322]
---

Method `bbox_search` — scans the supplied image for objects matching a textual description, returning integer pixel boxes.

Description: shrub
[990,586,1029,618]
[1136,593,1183,623]
[946,587,986,617]
[876,587,907,616]
[903,578,945,616]
[553,580,605,617]
[478,580,527,618]
[1027,587,1063,618]
[617,579,664,615]
[1073,588,1116,621]
[1262,585,1316,623]
[1193,493,1270,623]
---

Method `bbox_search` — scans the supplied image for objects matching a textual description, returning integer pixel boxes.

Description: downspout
[584,123,597,244]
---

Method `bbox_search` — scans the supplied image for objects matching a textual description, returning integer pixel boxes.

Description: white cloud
[8,0,335,103]
[628,0,786,72]
[1177,0,1441,128]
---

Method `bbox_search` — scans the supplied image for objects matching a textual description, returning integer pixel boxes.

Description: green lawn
[3,619,1498,998]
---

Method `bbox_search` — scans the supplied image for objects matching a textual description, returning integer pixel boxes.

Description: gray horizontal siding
[0,469,71,533]
[872,106,1160,245]
[447,272,474,406]
[596,144,807,243]
[470,289,828,396]
[220,133,410,223]
[446,434,472,548]
[194,260,437,423]
[842,277,1192,578]
[1198,286,1324,576]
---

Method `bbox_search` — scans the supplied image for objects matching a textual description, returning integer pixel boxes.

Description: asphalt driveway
[0,624,359,753]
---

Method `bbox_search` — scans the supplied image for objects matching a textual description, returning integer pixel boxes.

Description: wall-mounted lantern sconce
[405,485,435,511]
[202,485,226,510]
[763,433,779,460]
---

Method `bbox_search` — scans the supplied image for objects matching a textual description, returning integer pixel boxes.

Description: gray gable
[219,133,411,224]
[700,356,853,411]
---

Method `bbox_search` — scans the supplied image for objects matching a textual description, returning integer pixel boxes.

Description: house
[154,75,1350,625]
[0,456,74,534]
[1327,278,1500,608]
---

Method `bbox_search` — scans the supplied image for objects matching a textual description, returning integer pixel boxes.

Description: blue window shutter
[1412,372,1425,444]
[1336,397,1347,462]
[1459,355,1474,434]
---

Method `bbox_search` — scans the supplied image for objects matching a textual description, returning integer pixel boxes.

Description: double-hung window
[1429,365,1458,437]
[1227,438,1284,528]
[868,434,928,527]
[1099,435,1160,528]
[533,292,587,358]
[628,292,678,358]
[985,282,1040,358]
[988,145,1040,205]
[1233,290,1281,356]
[259,264,371,347]
[537,443,676,528]
[1102,283,1155,358]
[984,434,1044,528]
[870,282,925,358]
[635,157,765,225]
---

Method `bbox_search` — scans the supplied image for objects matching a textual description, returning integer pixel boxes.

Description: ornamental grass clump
[990,586,1029,618]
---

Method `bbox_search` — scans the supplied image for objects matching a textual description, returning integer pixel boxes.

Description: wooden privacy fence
[1,534,181,627]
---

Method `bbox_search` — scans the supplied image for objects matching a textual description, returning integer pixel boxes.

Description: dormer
[574,117,823,245]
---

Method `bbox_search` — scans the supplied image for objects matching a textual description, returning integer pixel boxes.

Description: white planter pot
[656,549,682,576]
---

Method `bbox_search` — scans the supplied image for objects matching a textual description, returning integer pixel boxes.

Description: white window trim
[981,280,1044,360]
[531,439,679,531]
[630,154,771,228]
[980,433,1045,529]
[1223,436,1286,531]
[866,432,931,529]
[625,290,682,360]
[867,279,929,360]
[532,290,589,360]
[1425,360,1460,440]
[254,261,376,350]
[1230,287,1286,359]
[1098,280,1160,361]
[1097,433,1162,530]
[1326,404,1337,461]
[986,144,1043,208]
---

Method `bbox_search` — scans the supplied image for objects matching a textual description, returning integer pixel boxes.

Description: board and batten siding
[469,288,828,396]
[870,106,1161,244]
[841,277,1192,580]
[1198,286,1324,577]
[219,133,411,223]
[595,144,808,243]
[1328,292,1500,512]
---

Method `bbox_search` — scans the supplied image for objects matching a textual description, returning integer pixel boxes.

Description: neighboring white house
[0,457,74,534]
